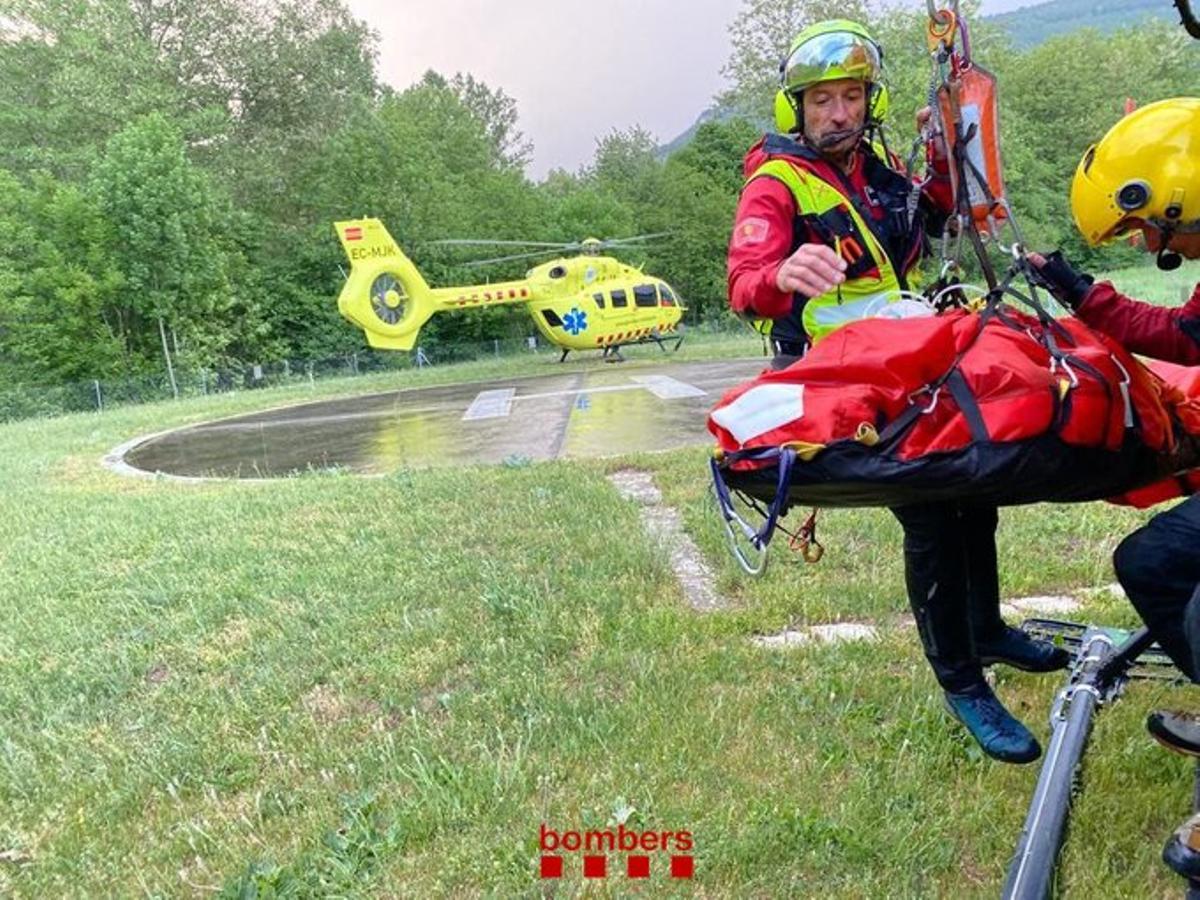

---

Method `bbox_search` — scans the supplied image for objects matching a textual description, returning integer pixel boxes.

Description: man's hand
[775,243,847,297]
[1027,251,1095,310]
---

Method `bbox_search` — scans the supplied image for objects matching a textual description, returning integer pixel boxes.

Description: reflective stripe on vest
[748,157,903,344]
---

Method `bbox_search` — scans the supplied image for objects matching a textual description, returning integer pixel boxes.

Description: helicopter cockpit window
[633,284,657,308]
[659,285,676,307]
[549,265,567,279]
[610,289,627,308]
[593,291,605,309]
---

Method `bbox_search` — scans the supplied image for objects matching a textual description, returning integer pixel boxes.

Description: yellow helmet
[1070,97,1200,246]
[774,19,889,134]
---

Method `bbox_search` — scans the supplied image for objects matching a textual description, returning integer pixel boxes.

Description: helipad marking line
[462,388,516,421]
[516,377,706,404]
[607,470,728,613]
[628,375,708,399]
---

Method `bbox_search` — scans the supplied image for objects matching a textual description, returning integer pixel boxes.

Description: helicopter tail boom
[334,218,436,351]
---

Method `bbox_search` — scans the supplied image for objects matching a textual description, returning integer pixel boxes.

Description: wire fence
[0,333,560,424]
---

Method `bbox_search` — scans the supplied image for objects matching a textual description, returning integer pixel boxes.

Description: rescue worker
[1030,96,1200,876]
[727,19,1068,765]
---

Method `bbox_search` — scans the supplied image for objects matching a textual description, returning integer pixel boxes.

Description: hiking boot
[1148,710,1200,758]
[976,626,1071,673]
[944,682,1042,764]
[1164,812,1200,879]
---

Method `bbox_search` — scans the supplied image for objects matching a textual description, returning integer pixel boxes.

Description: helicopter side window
[659,285,676,307]
[610,289,627,308]
[633,284,657,308]
[593,291,605,309]
[549,265,567,279]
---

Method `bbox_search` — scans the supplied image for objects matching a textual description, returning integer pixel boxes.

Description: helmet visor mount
[781,32,882,95]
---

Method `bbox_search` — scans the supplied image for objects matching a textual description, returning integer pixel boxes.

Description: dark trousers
[1113,494,1200,683]
[891,502,1005,692]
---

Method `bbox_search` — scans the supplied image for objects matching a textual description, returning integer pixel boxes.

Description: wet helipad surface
[117,358,768,478]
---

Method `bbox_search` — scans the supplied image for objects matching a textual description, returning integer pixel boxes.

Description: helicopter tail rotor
[334,219,438,351]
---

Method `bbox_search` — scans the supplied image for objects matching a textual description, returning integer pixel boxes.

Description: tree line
[0,0,1195,388]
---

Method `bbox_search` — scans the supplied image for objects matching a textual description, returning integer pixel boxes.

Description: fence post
[93,379,103,411]
[158,316,179,399]
[283,359,290,379]
[494,339,500,358]
[351,352,359,375]
[308,361,315,389]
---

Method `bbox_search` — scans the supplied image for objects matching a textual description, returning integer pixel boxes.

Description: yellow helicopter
[333,218,686,361]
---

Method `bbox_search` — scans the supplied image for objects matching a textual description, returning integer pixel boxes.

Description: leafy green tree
[88,114,233,380]
[0,170,126,383]
[447,73,533,170]
[646,119,761,323]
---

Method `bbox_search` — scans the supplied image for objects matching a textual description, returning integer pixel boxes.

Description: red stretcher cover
[708,308,1200,509]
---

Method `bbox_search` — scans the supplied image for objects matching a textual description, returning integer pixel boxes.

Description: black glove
[1032,250,1094,310]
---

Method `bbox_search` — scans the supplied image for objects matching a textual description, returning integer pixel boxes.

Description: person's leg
[1145,582,1200,757]
[891,503,1040,763]
[1115,497,1200,877]
[1113,496,1200,682]
[891,503,980,691]
[959,505,1069,672]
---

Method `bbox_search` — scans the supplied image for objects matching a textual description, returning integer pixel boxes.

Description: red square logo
[540,856,562,879]
[627,855,650,878]
[345,226,362,242]
[583,855,606,878]
[670,855,694,879]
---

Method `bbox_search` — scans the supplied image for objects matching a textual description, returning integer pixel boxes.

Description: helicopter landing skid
[557,332,684,363]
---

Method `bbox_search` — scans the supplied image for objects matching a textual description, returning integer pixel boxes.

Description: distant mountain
[656,0,1182,157]
[654,106,759,161]
[989,0,1176,49]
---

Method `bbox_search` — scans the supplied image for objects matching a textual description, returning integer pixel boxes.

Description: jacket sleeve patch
[733,216,770,247]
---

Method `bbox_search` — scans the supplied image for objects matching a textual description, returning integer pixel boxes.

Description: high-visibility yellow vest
[748,157,904,344]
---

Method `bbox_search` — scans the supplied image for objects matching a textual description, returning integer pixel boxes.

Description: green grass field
[1,265,1197,897]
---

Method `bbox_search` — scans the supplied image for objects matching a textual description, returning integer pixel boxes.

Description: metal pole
[1003,628,1146,899]
[93,379,103,411]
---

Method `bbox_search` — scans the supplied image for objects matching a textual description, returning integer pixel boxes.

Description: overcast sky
[345,0,1041,179]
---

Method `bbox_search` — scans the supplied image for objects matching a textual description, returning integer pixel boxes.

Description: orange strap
[787,508,825,563]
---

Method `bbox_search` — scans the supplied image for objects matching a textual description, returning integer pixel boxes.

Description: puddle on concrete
[115,358,766,479]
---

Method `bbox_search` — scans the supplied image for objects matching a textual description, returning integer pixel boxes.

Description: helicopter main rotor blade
[458,248,565,268]
[428,238,573,249]
[600,232,674,245]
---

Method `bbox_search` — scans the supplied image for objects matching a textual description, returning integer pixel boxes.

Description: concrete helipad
[114,358,768,479]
